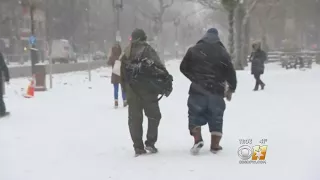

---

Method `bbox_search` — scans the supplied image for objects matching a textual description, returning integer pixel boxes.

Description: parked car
[93,51,107,60]
[50,39,77,64]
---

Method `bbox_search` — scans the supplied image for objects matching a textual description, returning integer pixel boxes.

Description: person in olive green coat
[120,29,165,156]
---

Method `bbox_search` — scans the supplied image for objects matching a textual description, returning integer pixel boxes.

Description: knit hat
[207,28,219,35]
[131,28,147,41]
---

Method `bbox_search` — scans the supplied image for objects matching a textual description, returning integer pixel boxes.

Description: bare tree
[253,0,281,51]
[191,0,264,69]
[133,0,175,59]
[237,0,264,69]
[196,0,222,10]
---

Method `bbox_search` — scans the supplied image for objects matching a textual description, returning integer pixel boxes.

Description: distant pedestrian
[249,42,267,91]
[107,42,127,108]
[0,51,10,117]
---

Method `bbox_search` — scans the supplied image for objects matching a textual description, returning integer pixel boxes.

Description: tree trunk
[243,19,250,67]
[158,22,164,63]
[228,9,235,64]
[239,2,255,69]
[240,0,261,67]
[261,34,268,52]
[235,5,244,70]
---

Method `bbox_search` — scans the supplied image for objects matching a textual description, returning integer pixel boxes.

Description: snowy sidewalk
[0,61,319,180]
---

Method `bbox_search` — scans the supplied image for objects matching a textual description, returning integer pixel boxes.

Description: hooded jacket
[250,48,266,75]
[120,34,164,101]
[180,31,237,97]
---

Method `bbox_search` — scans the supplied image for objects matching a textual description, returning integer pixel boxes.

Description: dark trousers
[0,85,6,115]
[128,94,162,149]
[254,74,265,89]
[188,93,226,135]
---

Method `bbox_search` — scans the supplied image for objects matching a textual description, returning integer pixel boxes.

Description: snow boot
[123,100,128,107]
[210,134,223,154]
[114,100,118,108]
[145,145,158,154]
[261,83,265,90]
[134,148,147,157]
[190,127,204,155]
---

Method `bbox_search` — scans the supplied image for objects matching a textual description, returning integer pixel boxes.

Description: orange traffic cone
[24,75,35,98]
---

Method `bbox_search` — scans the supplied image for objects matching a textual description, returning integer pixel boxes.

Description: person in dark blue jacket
[249,42,267,91]
[180,28,237,155]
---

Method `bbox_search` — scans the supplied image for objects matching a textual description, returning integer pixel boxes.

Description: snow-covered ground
[1,61,319,180]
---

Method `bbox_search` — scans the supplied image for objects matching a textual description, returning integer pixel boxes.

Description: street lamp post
[112,0,123,43]
[29,3,38,72]
[85,5,91,82]
[20,0,39,74]
[173,18,180,59]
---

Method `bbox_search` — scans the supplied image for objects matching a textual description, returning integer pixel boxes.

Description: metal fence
[4,54,29,65]
[248,51,320,63]
[248,51,320,69]
[6,51,320,79]
[8,60,107,78]
[4,53,47,65]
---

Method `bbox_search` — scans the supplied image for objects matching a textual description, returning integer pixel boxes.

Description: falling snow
[0,61,319,180]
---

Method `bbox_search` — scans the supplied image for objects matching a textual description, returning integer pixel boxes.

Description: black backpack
[124,49,173,101]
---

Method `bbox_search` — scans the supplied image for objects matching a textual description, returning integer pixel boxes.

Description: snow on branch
[196,0,222,10]
[137,7,154,20]
[163,0,174,9]
[242,0,264,25]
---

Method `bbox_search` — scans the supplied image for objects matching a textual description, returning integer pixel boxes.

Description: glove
[225,90,233,102]
[164,87,172,97]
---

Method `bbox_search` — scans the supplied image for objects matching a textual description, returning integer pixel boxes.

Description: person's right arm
[222,51,237,93]
[180,48,195,82]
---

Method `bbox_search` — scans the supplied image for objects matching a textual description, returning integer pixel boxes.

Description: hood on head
[131,28,147,42]
[198,28,221,44]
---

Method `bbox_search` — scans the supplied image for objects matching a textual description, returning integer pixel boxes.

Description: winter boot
[261,83,265,90]
[114,100,118,108]
[190,127,204,155]
[134,148,147,157]
[253,84,259,91]
[123,100,128,107]
[210,134,223,154]
[145,144,158,154]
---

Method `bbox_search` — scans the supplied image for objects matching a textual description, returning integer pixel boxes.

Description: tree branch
[266,0,281,20]
[163,0,174,9]
[0,17,10,25]
[242,0,264,26]
[247,0,263,15]
[196,0,222,11]
[137,7,155,20]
